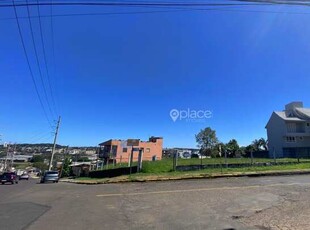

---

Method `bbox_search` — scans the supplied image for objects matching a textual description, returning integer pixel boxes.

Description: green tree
[212,142,226,158]
[251,138,268,151]
[77,156,91,162]
[195,127,219,156]
[32,162,48,171]
[259,138,268,151]
[225,139,240,157]
[245,144,256,152]
[61,157,71,178]
[31,155,44,163]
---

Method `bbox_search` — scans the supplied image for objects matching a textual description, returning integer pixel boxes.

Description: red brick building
[98,137,163,163]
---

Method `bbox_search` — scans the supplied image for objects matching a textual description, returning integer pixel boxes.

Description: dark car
[40,171,59,183]
[1,172,18,185]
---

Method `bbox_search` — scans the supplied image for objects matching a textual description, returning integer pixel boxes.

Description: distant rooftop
[275,101,310,121]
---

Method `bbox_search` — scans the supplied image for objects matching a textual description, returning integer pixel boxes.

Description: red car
[1,172,18,185]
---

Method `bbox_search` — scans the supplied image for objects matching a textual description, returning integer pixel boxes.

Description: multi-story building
[266,102,310,158]
[98,137,163,163]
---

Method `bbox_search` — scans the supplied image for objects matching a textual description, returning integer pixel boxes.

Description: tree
[77,156,91,162]
[30,155,44,163]
[61,157,71,178]
[225,139,240,158]
[195,127,219,156]
[32,162,48,171]
[213,142,226,158]
[259,138,268,151]
[252,138,268,151]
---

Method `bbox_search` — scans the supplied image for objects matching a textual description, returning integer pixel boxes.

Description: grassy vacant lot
[94,158,309,174]
[141,158,309,173]
[12,162,32,170]
[74,162,310,183]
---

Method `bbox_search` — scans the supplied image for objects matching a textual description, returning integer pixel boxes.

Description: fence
[172,154,310,171]
[89,166,138,178]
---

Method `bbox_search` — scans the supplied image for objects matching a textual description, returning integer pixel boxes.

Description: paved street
[1,175,310,230]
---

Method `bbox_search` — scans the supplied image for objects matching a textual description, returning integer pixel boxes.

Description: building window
[286,136,296,143]
[300,137,304,141]
[123,148,127,153]
[287,123,296,133]
[146,148,150,153]
[307,123,310,127]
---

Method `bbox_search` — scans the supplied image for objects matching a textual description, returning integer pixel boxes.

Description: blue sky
[1,1,310,147]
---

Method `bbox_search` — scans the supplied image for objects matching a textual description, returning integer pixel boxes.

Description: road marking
[96,182,310,197]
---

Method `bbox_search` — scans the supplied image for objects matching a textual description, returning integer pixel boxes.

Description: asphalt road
[1,175,310,230]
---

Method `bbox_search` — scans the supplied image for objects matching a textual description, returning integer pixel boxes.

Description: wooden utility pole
[49,116,61,171]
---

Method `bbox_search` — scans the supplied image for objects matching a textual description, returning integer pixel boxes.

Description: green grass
[82,158,310,181]
[140,158,309,174]
[135,162,310,177]
[12,162,32,170]
[73,162,310,183]
[95,161,138,171]
[92,158,310,174]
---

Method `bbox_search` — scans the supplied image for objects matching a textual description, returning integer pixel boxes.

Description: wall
[266,112,287,158]
[101,138,163,163]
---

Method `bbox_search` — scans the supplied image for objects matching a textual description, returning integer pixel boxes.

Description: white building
[266,102,310,158]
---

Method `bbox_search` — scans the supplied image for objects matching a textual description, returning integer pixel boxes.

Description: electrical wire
[25,0,57,120]
[11,0,53,128]
[36,0,58,117]
[0,1,276,8]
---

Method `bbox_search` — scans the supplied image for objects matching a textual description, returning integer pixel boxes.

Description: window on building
[287,123,296,133]
[123,148,127,153]
[307,123,310,127]
[300,137,304,141]
[285,136,296,142]
[146,148,150,153]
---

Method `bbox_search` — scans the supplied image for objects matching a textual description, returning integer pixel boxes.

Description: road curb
[59,169,310,185]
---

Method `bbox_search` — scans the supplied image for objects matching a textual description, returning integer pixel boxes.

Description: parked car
[1,172,18,185]
[19,173,30,180]
[40,171,59,183]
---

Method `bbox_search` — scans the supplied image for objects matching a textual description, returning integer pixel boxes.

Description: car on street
[40,171,59,183]
[19,173,30,180]
[1,172,18,185]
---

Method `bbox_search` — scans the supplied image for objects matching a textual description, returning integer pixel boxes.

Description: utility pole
[49,116,61,171]
[10,144,16,170]
[4,143,9,171]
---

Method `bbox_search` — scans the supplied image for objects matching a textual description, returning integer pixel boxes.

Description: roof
[295,108,310,119]
[274,111,305,121]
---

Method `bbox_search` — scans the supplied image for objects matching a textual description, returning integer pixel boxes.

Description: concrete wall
[266,112,286,158]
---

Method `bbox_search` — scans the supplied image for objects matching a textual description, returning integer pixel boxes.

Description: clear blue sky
[1,1,310,147]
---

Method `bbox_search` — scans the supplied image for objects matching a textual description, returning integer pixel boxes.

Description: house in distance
[98,137,163,163]
[266,101,310,158]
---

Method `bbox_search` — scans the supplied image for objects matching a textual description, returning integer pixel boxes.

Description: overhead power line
[50,0,60,115]
[0,1,274,8]
[234,0,310,6]
[36,0,58,116]
[11,0,53,127]
[25,0,56,119]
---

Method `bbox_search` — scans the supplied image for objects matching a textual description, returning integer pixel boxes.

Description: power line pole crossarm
[49,116,61,171]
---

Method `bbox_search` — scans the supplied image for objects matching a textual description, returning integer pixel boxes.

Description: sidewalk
[60,169,310,185]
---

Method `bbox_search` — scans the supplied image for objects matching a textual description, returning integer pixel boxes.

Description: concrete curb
[59,169,310,185]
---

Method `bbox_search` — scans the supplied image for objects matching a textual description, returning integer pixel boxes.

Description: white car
[19,173,30,180]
